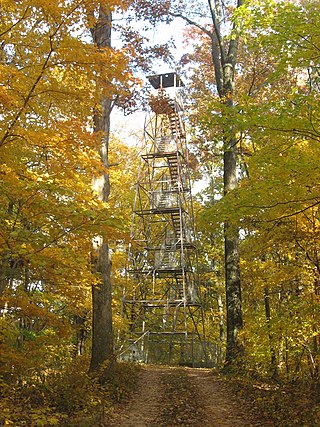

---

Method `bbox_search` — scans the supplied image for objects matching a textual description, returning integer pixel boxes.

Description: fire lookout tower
[122,72,207,365]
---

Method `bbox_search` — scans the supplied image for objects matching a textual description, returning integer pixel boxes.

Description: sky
[111,16,191,146]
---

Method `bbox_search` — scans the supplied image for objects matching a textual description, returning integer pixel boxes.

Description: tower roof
[148,72,184,89]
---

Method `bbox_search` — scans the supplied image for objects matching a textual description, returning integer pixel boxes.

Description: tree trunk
[209,0,244,366]
[0,255,9,298]
[224,219,243,365]
[89,5,114,375]
[264,286,278,379]
[312,270,319,387]
[90,241,114,373]
[74,313,88,356]
[219,128,243,367]
[222,91,243,364]
[217,294,225,364]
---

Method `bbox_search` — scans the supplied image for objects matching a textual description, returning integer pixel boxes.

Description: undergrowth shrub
[0,353,139,427]
[106,361,139,402]
[229,375,320,427]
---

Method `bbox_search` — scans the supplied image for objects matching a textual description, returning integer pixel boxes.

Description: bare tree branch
[169,11,212,37]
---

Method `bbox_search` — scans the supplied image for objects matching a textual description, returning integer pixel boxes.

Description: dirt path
[106,365,169,426]
[184,368,267,427]
[105,365,269,427]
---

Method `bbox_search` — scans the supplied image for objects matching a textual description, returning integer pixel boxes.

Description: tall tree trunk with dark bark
[208,0,244,366]
[264,286,278,379]
[89,6,114,375]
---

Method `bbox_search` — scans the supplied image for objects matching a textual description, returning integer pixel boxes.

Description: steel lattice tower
[122,73,207,365]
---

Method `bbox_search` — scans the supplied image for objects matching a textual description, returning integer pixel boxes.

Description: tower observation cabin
[121,72,208,366]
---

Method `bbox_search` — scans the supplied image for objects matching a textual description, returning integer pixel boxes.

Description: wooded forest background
[0,0,319,425]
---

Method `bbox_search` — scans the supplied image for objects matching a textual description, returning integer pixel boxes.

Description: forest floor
[105,365,272,427]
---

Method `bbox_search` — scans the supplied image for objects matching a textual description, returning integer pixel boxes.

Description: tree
[87,0,152,375]
[209,0,320,381]
[208,0,244,366]
[88,3,114,376]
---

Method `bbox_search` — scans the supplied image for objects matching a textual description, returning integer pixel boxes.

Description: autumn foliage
[0,0,137,425]
[1,0,320,425]
[186,0,320,387]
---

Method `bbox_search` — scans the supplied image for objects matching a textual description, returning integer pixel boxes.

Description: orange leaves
[0,0,136,336]
[0,2,135,146]
[0,0,152,422]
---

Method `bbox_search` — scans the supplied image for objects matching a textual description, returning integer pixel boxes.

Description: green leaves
[185,0,320,381]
